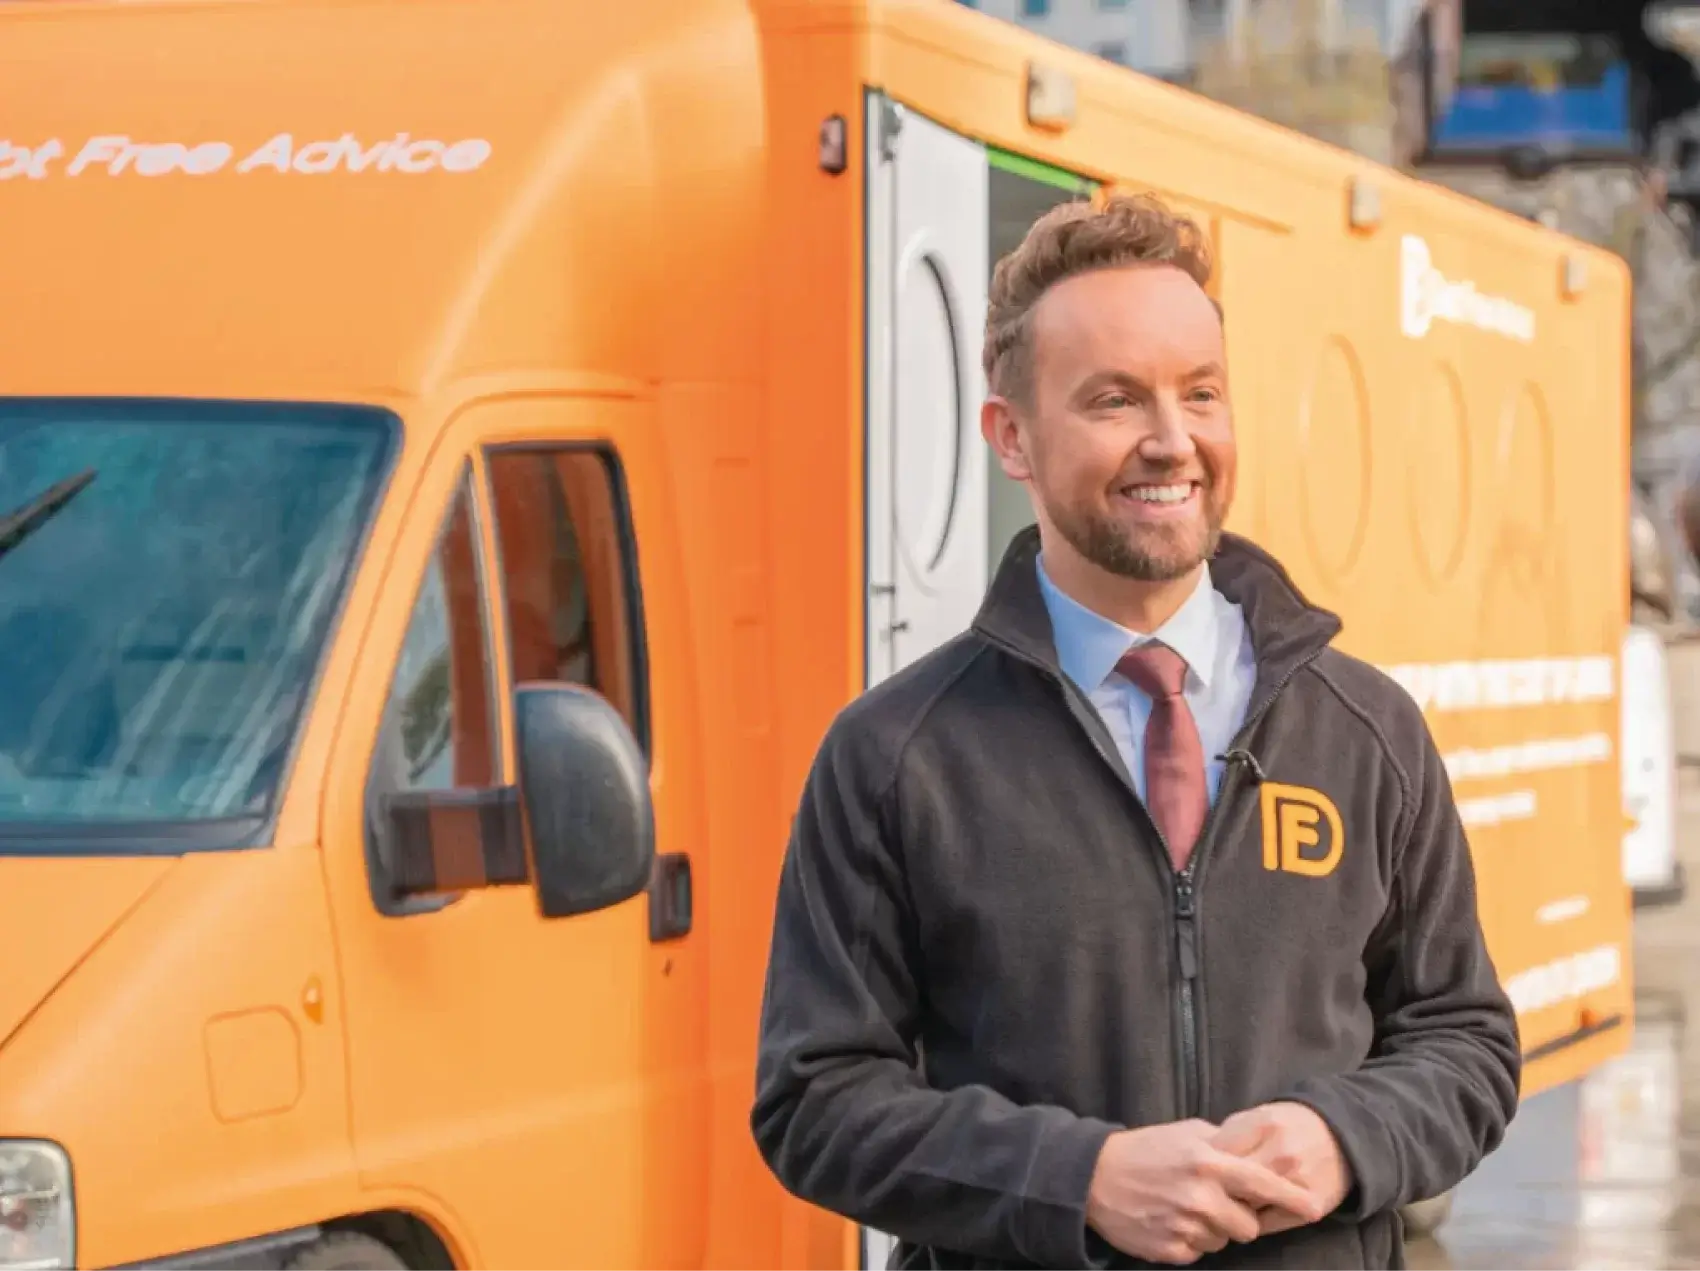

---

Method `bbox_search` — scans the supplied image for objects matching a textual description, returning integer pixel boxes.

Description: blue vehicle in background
[1429,31,1636,164]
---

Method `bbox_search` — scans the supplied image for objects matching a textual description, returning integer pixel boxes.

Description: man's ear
[981,396,1033,483]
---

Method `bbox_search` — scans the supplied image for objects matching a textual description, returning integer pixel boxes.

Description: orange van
[0,0,1632,1268]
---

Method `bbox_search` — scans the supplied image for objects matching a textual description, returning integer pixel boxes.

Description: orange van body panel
[0,0,1631,1266]
[0,850,365,1268]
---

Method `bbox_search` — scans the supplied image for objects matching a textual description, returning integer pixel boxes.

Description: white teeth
[1128,483,1193,504]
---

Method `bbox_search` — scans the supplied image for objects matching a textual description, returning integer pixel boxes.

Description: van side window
[366,469,498,909]
[485,447,647,750]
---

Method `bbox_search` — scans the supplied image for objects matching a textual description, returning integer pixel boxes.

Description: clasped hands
[1085,1102,1350,1266]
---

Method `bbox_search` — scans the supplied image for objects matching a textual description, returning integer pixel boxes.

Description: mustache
[1116,467,1212,486]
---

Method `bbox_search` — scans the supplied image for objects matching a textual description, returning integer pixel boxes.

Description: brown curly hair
[983,191,1216,405]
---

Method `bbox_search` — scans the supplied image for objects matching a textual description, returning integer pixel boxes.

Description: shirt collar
[1035,553,1220,695]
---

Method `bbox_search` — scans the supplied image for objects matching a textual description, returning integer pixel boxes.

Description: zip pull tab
[1173,875,1199,979]
[1220,748,1267,783]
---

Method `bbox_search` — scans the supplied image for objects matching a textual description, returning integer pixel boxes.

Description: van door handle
[648,852,692,942]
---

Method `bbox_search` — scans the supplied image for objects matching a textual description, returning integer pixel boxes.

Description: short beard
[1052,500,1221,582]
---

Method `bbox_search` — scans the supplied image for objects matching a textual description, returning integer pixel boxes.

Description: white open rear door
[861,90,990,1269]
[865,92,990,691]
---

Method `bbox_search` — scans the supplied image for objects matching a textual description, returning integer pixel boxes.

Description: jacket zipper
[1172,869,1200,1119]
[1032,664,1235,1118]
[975,626,1325,1120]
[1163,651,1323,1118]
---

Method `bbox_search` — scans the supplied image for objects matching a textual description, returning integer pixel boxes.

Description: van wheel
[1400,1190,1455,1239]
[283,1232,410,1270]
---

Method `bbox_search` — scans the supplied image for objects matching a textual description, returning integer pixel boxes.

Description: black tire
[1400,1190,1455,1240]
[282,1232,410,1271]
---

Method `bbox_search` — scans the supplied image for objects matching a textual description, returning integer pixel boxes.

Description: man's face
[984,264,1234,583]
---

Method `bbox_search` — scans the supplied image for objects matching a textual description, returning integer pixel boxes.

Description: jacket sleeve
[750,719,1120,1267]
[1281,720,1522,1219]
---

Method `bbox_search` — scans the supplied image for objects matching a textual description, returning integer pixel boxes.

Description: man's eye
[1097,393,1130,409]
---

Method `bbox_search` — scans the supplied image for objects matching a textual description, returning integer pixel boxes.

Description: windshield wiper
[0,468,98,564]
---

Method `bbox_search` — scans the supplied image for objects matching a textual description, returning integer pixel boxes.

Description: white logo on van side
[1399,234,1536,344]
[0,133,492,180]
[1502,943,1621,1016]
[1382,654,1614,713]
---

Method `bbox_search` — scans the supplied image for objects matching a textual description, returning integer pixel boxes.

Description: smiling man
[752,193,1521,1269]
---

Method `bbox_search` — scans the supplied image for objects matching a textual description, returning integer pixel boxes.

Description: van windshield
[0,399,395,847]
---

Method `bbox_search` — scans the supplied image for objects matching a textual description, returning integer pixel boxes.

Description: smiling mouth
[1119,480,1201,507]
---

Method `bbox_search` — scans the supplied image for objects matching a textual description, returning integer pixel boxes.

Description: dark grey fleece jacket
[751,525,1521,1270]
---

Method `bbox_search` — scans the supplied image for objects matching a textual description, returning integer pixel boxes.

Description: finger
[1237,1136,1303,1181]
[1210,1116,1274,1157]
[1172,1215,1230,1254]
[1207,1151,1325,1221]
[1155,1239,1204,1265]
[1177,1182,1262,1245]
[1194,1193,1262,1245]
[1257,1206,1312,1237]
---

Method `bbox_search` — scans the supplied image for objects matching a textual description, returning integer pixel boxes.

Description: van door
[861,90,991,1270]
[319,399,705,1268]
[864,92,991,686]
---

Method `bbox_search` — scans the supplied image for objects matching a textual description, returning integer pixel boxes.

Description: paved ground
[1405,640,1700,1269]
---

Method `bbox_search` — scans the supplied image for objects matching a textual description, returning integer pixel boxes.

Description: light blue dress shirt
[1036,554,1258,805]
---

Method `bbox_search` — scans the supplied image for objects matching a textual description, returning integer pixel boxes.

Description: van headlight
[0,1143,72,1269]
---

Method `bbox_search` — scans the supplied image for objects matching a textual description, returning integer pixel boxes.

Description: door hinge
[879,97,905,161]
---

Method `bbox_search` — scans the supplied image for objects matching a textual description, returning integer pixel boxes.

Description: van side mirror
[514,682,654,918]
[376,684,653,919]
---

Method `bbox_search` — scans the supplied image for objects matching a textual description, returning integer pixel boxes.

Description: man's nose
[1136,396,1198,464]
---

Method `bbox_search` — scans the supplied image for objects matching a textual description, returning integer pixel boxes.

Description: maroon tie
[1116,643,1208,871]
